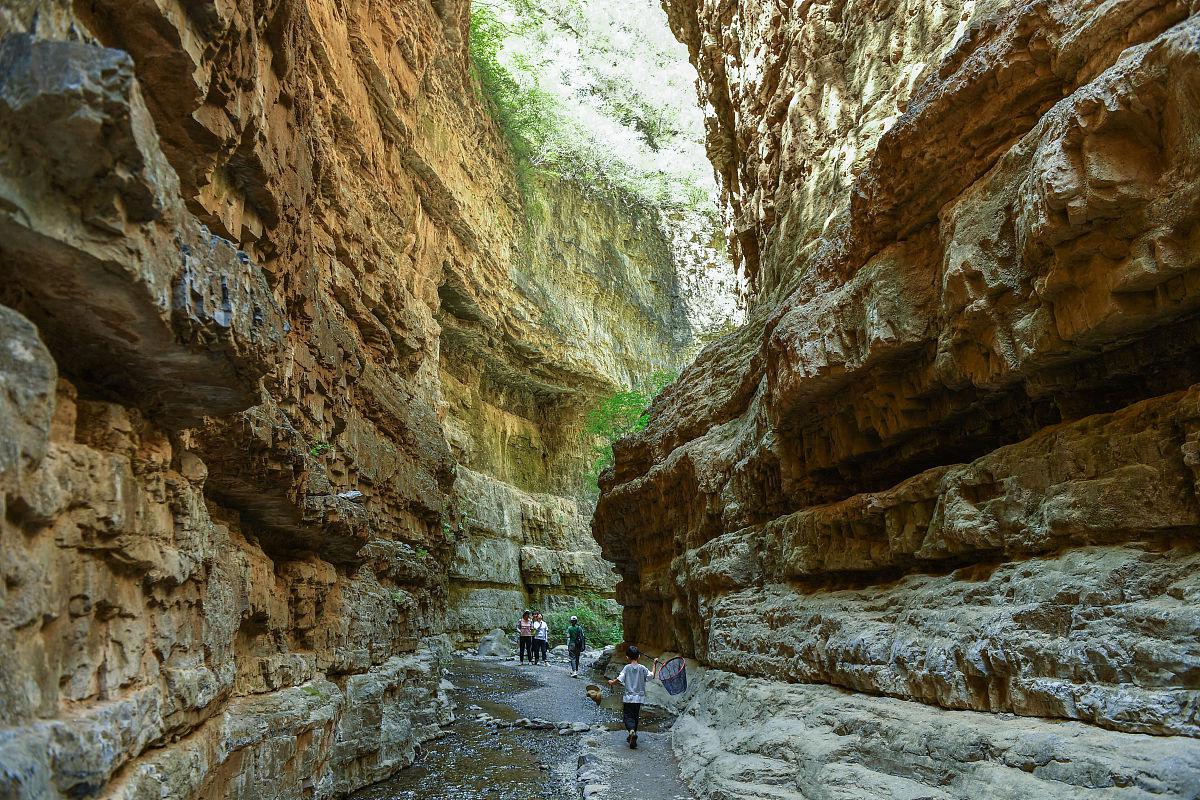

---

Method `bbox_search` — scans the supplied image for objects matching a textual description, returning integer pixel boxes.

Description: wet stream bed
[350,654,682,800]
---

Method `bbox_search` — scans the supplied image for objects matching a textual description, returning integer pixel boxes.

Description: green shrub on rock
[581,369,676,492]
[546,595,622,647]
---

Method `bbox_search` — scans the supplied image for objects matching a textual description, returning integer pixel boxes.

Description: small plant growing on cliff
[581,370,676,493]
[308,440,331,457]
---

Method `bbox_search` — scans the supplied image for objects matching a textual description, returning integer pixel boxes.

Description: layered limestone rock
[0,1,691,798]
[596,0,1200,796]
[439,174,692,642]
[445,467,618,640]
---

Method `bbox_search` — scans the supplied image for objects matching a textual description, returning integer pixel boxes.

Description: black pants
[534,639,548,662]
[519,635,534,662]
[622,702,642,732]
[569,646,582,672]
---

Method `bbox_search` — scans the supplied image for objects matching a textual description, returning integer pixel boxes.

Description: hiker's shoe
[570,671,578,678]
[629,732,638,749]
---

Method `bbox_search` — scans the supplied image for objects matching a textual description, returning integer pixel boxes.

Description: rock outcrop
[0,1,696,798]
[446,467,619,641]
[596,0,1200,796]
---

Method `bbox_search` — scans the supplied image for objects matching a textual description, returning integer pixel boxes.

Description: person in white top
[531,612,550,665]
[608,645,659,748]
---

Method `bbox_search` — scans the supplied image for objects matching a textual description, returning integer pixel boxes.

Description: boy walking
[608,645,659,748]
[566,615,586,677]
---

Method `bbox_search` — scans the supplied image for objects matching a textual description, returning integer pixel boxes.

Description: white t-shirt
[532,620,549,641]
[617,663,652,704]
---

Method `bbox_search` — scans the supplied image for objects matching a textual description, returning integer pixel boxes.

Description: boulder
[475,629,513,658]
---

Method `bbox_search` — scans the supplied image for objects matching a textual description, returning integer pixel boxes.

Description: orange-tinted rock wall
[0,1,690,797]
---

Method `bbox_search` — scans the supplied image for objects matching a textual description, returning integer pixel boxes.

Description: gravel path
[578,727,693,800]
[507,651,694,800]
[352,651,694,800]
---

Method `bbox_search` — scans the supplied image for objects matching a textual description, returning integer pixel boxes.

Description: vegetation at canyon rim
[468,0,735,491]
[581,370,677,493]
[545,595,623,646]
[468,0,716,219]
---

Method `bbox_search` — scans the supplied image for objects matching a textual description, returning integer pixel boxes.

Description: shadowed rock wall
[0,0,690,797]
[595,0,1200,796]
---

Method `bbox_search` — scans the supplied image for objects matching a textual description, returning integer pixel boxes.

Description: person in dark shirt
[566,615,586,677]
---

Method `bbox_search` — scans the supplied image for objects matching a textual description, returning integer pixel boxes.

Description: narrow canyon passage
[0,0,720,797]
[2,0,1200,799]
[351,651,689,800]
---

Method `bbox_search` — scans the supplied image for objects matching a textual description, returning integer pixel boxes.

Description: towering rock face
[440,175,690,641]
[596,0,1200,796]
[0,1,690,798]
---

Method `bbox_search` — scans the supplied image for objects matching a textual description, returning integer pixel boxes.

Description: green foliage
[546,595,623,647]
[308,440,331,457]
[581,370,676,493]
[467,0,716,218]
[468,1,558,206]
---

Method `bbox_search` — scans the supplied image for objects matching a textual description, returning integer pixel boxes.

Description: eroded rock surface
[0,0,699,797]
[447,467,619,641]
[438,175,691,643]
[596,0,1200,796]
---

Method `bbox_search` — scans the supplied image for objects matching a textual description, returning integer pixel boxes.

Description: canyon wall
[0,1,691,797]
[440,174,690,642]
[595,0,1200,796]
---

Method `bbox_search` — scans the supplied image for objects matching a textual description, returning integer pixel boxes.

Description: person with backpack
[566,615,586,677]
[517,610,534,664]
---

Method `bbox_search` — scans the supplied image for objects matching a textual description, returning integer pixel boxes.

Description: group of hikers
[515,609,587,676]
[514,608,662,749]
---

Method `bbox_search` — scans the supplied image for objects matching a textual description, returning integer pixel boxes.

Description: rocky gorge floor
[351,650,693,800]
